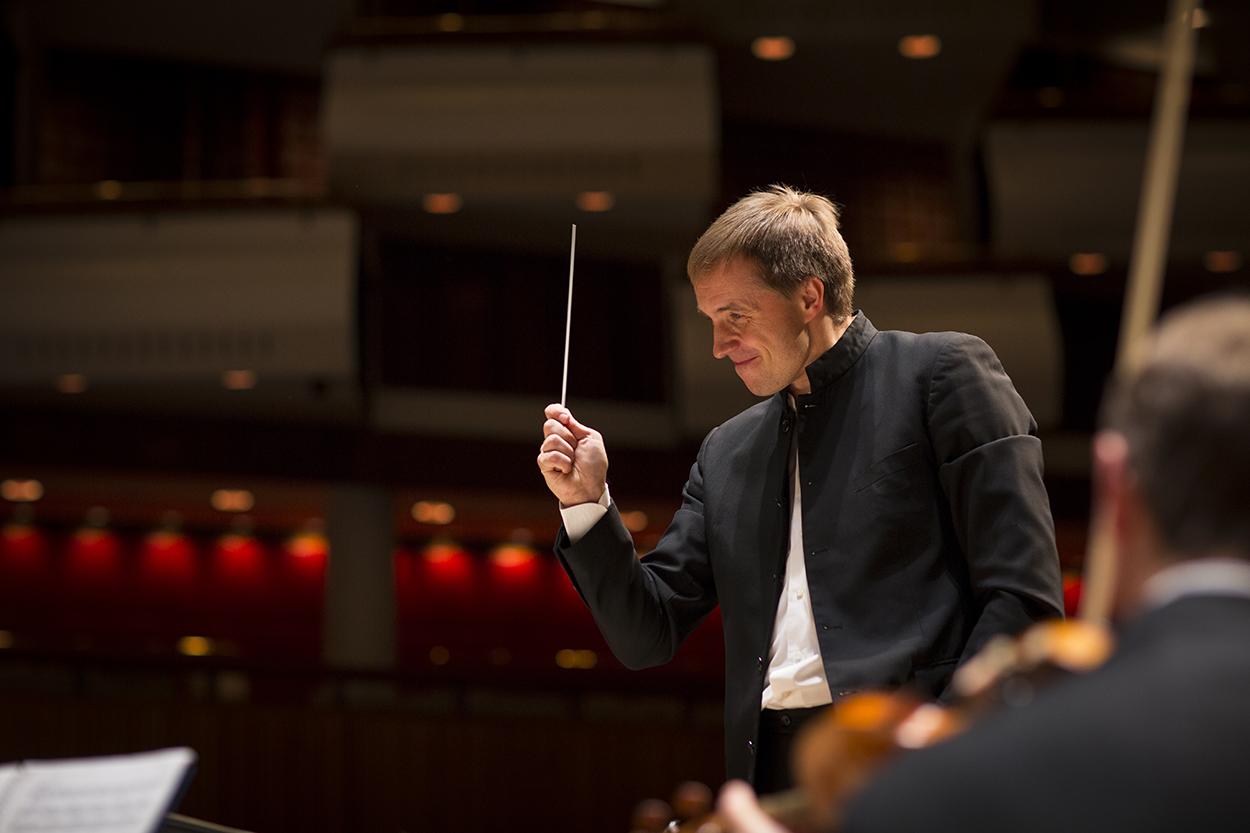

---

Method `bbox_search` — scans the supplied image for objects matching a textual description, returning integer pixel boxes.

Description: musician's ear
[1093,430,1170,618]
[1092,431,1132,537]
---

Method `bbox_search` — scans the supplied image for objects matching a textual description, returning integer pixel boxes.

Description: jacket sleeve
[554,437,720,670]
[926,334,1065,666]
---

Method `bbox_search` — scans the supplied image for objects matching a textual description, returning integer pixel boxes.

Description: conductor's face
[694,257,816,397]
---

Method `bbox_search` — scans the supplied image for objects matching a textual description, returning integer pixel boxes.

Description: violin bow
[1078,0,1205,623]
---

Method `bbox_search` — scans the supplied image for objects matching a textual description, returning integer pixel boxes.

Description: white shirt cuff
[560,486,612,544]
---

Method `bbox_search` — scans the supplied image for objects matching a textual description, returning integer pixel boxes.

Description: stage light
[211,489,254,512]
[222,369,257,390]
[752,36,795,61]
[490,543,536,569]
[412,500,455,525]
[287,528,328,559]
[576,191,615,212]
[423,193,462,214]
[620,510,648,532]
[96,180,122,200]
[899,34,942,59]
[57,373,87,393]
[0,631,12,649]
[429,645,451,665]
[1,479,43,502]
[1069,253,1109,276]
[178,636,215,657]
[555,648,598,669]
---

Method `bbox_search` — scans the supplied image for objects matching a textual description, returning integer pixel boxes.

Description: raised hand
[538,403,609,507]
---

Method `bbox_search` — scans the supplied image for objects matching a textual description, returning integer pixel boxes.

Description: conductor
[538,185,1064,792]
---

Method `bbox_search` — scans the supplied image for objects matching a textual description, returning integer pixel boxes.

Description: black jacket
[844,594,1250,833]
[556,312,1064,780]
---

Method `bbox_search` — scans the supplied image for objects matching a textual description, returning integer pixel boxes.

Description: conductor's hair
[686,185,855,322]
[1101,296,1250,558]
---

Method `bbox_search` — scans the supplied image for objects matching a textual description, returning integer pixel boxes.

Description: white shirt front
[760,440,833,710]
[558,403,834,712]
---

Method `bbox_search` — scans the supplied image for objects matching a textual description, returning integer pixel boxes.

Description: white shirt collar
[1141,557,1250,611]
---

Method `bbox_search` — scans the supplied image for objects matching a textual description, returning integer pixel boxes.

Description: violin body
[660,619,1113,833]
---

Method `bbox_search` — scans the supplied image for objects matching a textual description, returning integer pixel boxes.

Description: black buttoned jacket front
[556,313,1065,781]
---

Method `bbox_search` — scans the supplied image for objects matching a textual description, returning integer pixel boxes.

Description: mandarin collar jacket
[557,312,1064,782]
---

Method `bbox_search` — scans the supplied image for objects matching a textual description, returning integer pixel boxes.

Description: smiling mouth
[732,356,758,368]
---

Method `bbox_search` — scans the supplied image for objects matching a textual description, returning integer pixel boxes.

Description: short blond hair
[686,185,854,320]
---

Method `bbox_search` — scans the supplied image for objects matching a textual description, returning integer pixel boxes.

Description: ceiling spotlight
[412,500,456,525]
[576,191,615,212]
[95,180,123,200]
[752,36,795,61]
[57,373,87,394]
[222,369,257,390]
[211,489,255,513]
[423,193,463,214]
[899,34,942,60]
[1,479,43,502]
[1069,253,1109,276]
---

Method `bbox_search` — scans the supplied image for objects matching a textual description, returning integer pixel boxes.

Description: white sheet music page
[0,747,195,833]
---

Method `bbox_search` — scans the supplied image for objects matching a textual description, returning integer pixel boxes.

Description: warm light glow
[752,36,795,61]
[0,630,12,649]
[555,648,598,669]
[68,525,120,579]
[423,542,466,564]
[576,191,615,212]
[142,529,196,585]
[898,34,942,59]
[1037,87,1065,108]
[1204,250,1243,273]
[57,373,87,393]
[412,500,456,525]
[214,532,265,584]
[429,645,451,665]
[491,544,537,568]
[1192,8,1210,28]
[892,242,922,263]
[438,12,463,31]
[96,180,123,200]
[423,193,463,214]
[222,369,257,390]
[178,635,215,657]
[1,479,43,502]
[1069,253,1109,275]
[620,510,649,532]
[211,489,255,512]
[287,531,328,559]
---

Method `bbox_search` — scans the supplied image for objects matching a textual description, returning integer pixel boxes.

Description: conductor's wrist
[560,485,611,543]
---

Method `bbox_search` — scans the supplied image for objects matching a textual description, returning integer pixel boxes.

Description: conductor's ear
[800,276,824,321]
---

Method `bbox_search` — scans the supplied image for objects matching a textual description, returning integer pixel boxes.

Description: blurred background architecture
[0,0,1247,830]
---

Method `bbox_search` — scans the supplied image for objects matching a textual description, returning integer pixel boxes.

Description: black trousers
[754,705,829,796]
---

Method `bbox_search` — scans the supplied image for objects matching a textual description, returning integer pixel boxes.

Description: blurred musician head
[1094,295,1250,619]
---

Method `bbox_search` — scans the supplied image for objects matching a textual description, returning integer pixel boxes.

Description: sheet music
[0,748,195,833]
